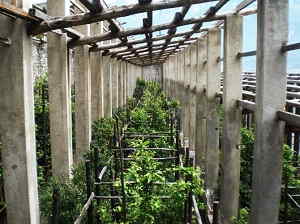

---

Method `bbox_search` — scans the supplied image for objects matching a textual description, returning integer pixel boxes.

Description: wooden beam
[0,2,39,21]
[90,30,205,51]
[107,38,197,56]
[29,0,218,35]
[235,0,256,12]
[78,0,102,13]
[69,14,225,47]
[281,42,300,52]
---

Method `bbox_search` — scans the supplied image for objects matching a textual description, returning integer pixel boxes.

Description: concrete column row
[163,4,289,224]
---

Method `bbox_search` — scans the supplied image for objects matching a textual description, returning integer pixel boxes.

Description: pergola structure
[0,0,300,223]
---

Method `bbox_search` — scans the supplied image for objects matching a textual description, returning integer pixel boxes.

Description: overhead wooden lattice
[0,0,257,66]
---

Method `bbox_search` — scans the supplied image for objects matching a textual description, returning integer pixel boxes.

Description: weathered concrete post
[195,37,207,169]
[123,62,128,104]
[103,56,112,117]
[0,1,40,223]
[183,49,191,138]
[205,28,221,197]
[118,61,124,107]
[178,52,185,130]
[48,0,73,178]
[250,1,288,224]
[220,14,243,224]
[165,60,169,96]
[112,59,119,110]
[74,39,91,163]
[91,22,104,121]
[169,56,175,98]
[189,43,198,152]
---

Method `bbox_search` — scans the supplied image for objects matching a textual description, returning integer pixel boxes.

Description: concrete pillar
[118,61,124,107]
[0,1,40,223]
[195,37,207,169]
[163,62,167,92]
[169,57,175,98]
[127,64,131,98]
[183,49,191,139]
[123,62,128,104]
[164,61,169,96]
[112,59,119,110]
[103,56,112,117]
[74,43,91,163]
[91,22,103,121]
[178,52,185,130]
[48,0,73,178]
[205,28,221,196]
[220,15,243,224]
[250,1,288,224]
[189,43,198,151]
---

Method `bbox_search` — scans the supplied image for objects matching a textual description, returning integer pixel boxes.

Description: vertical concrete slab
[184,49,191,140]
[111,59,119,110]
[195,37,208,169]
[123,62,128,104]
[0,0,40,222]
[205,28,221,195]
[103,56,112,117]
[250,1,288,224]
[74,44,91,163]
[163,62,167,92]
[48,0,73,178]
[91,22,104,121]
[190,43,198,152]
[169,57,175,98]
[220,15,243,224]
[178,52,185,130]
[118,61,124,107]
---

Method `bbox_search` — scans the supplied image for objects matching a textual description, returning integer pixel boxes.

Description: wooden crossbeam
[29,0,218,35]
[78,0,102,13]
[69,14,225,47]
[90,30,206,52]
[0,2,39,21]
[159,3,191,57]
[106,38,197,56]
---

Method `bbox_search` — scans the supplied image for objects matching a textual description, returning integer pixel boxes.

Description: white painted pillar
[48,0,73,178]
[0,1,40,223]
[250,1,288,223]
[220,14,243,224]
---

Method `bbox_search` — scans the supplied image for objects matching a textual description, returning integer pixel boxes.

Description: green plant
[232,208,249,224]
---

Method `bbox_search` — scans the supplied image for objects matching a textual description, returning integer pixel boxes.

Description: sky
[33,0,300,72]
